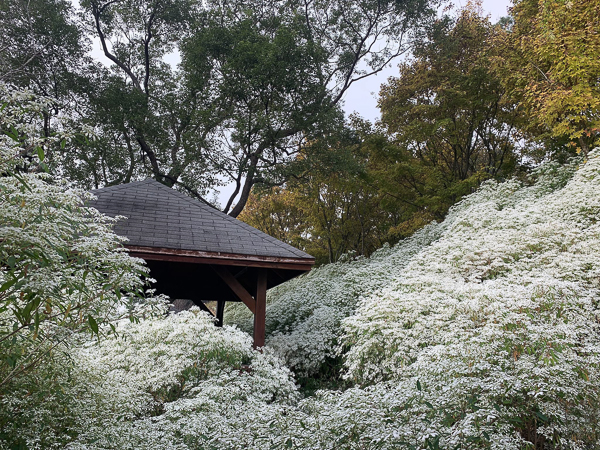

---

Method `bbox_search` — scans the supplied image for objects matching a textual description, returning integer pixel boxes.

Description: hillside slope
[225,152,600,448]
[5,153,600,449]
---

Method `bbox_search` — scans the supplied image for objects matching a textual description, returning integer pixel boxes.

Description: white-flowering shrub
[5,309,300,450]
[225,224,444,376]
[334,154,600,447]
[0,84,161,391]
[5,152,600,449]
[0,84,167,447]
[224,153,600,448]
[4,83,600,449]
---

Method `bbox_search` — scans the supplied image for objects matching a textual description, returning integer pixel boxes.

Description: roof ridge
[146,180,313,259]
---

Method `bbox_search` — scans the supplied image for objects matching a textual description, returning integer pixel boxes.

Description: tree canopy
[240,5,528,263]
[0,0,438,216]
[494,0,600,154]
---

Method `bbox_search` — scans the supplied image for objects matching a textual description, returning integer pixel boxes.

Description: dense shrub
[226,153,600,448]
[4,309,298,449]
[0,84,166,448]
[3,85,600,449]
[225,222,443,377]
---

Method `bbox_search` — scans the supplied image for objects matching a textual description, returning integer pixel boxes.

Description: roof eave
[126,245,315,271]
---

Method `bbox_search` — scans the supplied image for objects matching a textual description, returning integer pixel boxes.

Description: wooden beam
[233,267,248,279]
[195,300,216,317]
[211,265,255,314]
[130,252,313,271]
[126,245,314,272]
[253,269,267,349]
[216,300,225,327]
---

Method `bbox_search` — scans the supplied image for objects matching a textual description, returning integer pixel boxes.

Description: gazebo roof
[89,179,311,348]
[89,179,314,269]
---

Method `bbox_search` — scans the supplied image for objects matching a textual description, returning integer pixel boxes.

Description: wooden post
[253,269,267,349]
[216,300,225,327]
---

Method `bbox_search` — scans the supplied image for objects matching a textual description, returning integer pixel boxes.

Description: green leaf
[0,277,18,292]
[416,380,422,391]
[36,146,44,161]
[7,256,16,268]
[6,125,19,141]
[535,411,550,423]
[34,311,41,335]
[5,355,16,369]
[22,296,41,324]
[88,315,99,334]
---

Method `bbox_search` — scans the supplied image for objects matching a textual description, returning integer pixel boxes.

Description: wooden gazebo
[89,179,314,348]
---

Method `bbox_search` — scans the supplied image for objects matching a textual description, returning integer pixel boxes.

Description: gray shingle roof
[88,179,313,260]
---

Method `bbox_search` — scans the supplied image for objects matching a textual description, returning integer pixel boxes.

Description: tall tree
[240,6,530,258]
[239,140,395,265]
[72,0,211,192]
[494,0,600,154]
[181,9,341,215]
[378,4,521,215]
[48,0,436,216]
[0,0,88,135]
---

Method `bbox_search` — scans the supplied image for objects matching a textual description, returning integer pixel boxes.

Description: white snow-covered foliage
[225,224,443,376]
[4,84,600,449]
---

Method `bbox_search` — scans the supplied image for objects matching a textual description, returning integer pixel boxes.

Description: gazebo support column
[253,269,267,349]
[216,300,225,327]
[211,265,267,348]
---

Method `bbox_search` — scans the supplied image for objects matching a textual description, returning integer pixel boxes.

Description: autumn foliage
[494,0,600,153]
